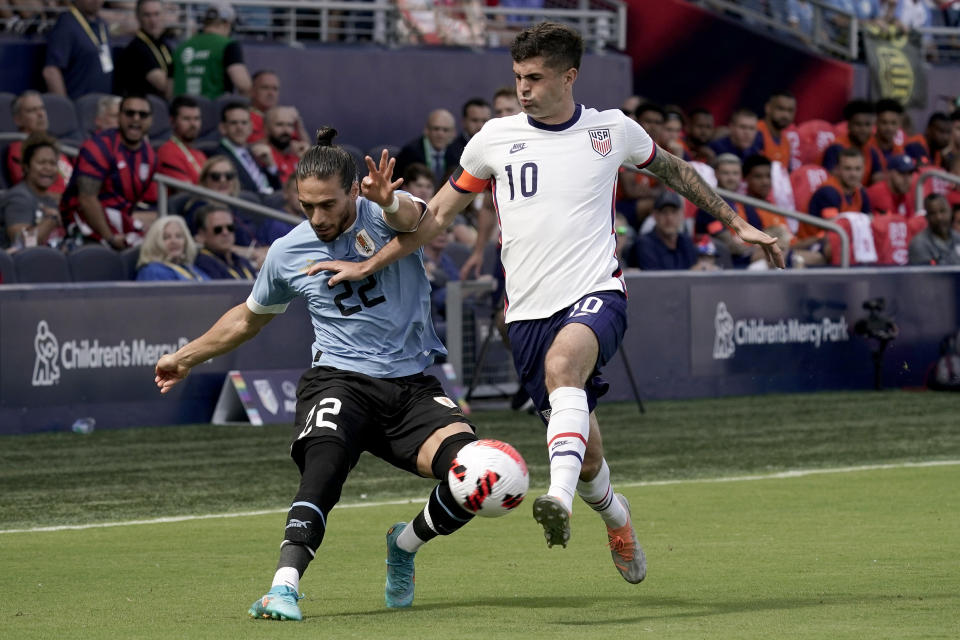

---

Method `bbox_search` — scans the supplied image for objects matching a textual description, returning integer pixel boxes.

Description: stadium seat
[195,139,222,157]
[790,164,829,213]
[195,96,220,141]
[41,93,82,143]
[147,95,171,143]
[166,192,193,218]
[12,246,71,283]
[444,241,472,270]
[213,94,249,131]
[67,244,127,281]
[74,93,110,136]
[120,245,141,280]
[0,249,16,284]
[0,92,17,132]
[796,119,836,165]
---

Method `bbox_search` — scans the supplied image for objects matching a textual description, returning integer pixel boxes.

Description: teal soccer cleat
[385,522,416,608]
[248,585,303,621]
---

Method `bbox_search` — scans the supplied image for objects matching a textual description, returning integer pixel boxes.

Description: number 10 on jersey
[504,162,538,200]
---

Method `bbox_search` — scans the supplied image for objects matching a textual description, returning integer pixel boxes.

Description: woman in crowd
[135,215,208,281]
[0,132,63,250]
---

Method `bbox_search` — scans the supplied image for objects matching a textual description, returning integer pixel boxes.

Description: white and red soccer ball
[448,439,529,518]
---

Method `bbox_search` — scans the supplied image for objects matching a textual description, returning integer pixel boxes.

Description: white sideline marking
[2,459,958,535]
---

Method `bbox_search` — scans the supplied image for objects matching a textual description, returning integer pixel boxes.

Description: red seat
[796,119,837,165]
[790,164,829,213]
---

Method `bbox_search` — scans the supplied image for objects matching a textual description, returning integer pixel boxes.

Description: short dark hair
[924,192,948,212]
[730,108,758,123]
[838,147,863,162]
[843,99,875,121]
[220,101,249,123]
[875,98,904,115]
[635,102,665,121]
[252,69,278,82]
[170,95,199,119]
[296,127,357,192]
[927,111,950,128]
[742,154,771,175]
[950,108,960,122]
[462,97,490,116]
[510,22,583,72]
[688,107,713,119]
[768,89,795,101]
[194,204,232,231]
[120,92,151,113]
[20,131,58,169]
[493,86,516,102]
[403,162,435,187]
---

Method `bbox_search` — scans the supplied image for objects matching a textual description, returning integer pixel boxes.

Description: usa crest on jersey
[588,128,612,157]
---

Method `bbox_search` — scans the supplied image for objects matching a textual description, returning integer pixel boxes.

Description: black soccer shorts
[289,366,474,476]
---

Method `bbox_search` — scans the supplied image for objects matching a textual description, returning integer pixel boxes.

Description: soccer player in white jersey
[154,128,503,619]
[309,23,784,585]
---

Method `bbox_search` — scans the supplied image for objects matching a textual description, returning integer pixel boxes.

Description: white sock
[396,521,427,553]
[271,566,300,592]
[577,458,628,528]
[545,387,589,513]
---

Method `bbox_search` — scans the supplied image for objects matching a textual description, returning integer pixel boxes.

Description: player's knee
[430,431,478,480]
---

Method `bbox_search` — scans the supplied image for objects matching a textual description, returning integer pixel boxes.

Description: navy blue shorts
[507,291,627,424]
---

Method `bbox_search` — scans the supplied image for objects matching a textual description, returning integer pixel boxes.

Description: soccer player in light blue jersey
[154,128,489,620]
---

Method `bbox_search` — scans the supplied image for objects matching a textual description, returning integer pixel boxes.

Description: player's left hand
[737,226,786,269]
[361,149,403,208]
[307,259,370,286]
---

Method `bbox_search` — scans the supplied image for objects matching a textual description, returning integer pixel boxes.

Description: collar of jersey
[527,104,582,132]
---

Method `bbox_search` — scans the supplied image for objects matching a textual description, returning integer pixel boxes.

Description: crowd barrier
[1,267,958,435]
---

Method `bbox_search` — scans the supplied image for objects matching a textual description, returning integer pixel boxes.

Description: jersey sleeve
[450,128,493,193]
[246,243,295,314]
[622,114,657,168]
[808,186,841,219]
[44,15,73,69]
[377,190,427,232]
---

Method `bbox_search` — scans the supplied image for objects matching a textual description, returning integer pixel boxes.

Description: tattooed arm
[645,145,785,268]
[76,175,124,249]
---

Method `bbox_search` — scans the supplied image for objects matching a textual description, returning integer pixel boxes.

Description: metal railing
[692,0,859,59]
[715,187,850,269]
[916,26,960,64]
[154,174,302,225]
[914,168,960,214]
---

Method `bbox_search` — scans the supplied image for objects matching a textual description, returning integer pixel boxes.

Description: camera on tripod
[854,297,898,342]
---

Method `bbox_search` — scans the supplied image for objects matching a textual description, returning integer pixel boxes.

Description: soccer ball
[448,439,529,518]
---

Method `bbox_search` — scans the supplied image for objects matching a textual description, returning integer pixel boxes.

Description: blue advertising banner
[2,268,958,435]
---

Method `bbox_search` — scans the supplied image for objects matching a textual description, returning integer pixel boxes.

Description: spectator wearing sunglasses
[61,93,158,250]
[193,204,257,279]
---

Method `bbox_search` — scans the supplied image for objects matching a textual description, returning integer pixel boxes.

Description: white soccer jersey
[452,104,656,322]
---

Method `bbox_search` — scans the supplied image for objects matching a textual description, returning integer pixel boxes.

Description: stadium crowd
[1,0,960,291]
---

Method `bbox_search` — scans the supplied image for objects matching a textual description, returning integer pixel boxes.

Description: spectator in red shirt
[867,154,917,217]
[822,99,882,185]
[251,106,304,184]
[247,70,309,144]
[61,93,157,250]
[5,90,73,195]
[156,95,207,186]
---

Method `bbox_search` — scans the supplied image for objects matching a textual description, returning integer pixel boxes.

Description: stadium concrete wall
[1,268,957,435]
[0,39,631,153]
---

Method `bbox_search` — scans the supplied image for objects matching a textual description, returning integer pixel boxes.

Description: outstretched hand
[737,225,786,269]
[155,353,190,394]
[306,259,370,286]
[362,149,403,207]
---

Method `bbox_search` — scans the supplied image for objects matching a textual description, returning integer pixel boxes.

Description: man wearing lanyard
[43,0,113,99]
[192,205,258,280]
[157,96,207,186]
[114,0,173,100]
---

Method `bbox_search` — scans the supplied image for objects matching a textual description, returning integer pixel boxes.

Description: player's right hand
[306,259,370,286]
[155,354,190,394]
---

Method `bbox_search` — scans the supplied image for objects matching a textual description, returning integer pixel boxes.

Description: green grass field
[2,391,959,639]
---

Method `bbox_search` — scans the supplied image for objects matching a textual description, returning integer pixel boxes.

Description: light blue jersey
[246,195,446,378]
